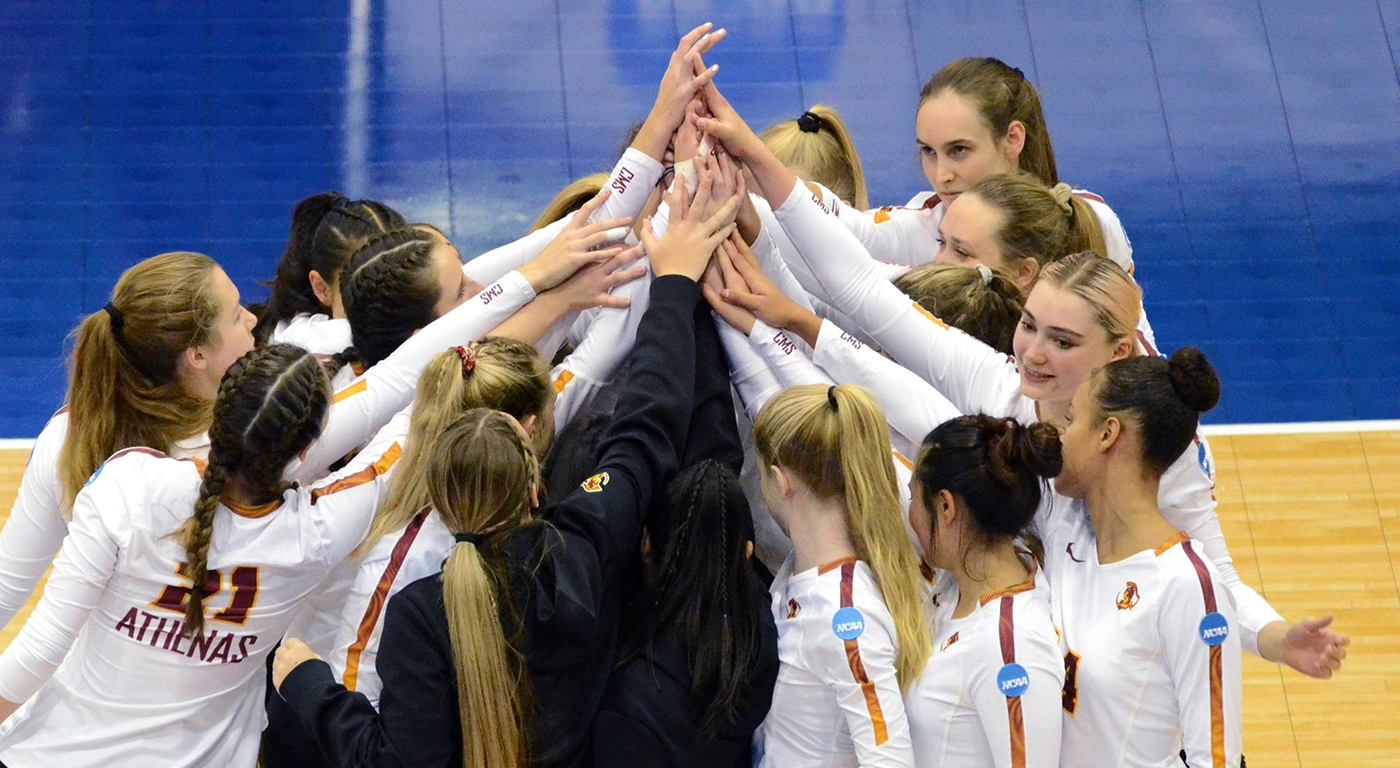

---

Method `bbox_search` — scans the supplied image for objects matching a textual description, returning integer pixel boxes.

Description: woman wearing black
[271,174,741,767]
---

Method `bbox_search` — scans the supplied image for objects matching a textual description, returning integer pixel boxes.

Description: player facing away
[0,345,405,766]
[1044,348,1245,767]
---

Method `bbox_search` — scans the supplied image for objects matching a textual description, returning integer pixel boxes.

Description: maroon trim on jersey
[838,560,890,745]
[920,194,943,210]
[818,555,859,577]
[343,507,430,691]
[1137,329,1159,357]
[1072,190,1105,204]
[999,596,1028,768]
[1182,540,1229,768]
[1181,540,1218,613]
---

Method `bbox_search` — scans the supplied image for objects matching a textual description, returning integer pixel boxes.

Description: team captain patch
[580,472,610,493]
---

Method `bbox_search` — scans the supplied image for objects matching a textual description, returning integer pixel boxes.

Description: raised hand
[641,170,741,281]
[710,233,822,346]
[547,245,649,311]
[632,23,726,162]
[519,188,632,292]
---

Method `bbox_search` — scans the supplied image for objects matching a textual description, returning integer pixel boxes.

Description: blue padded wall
[1,0,1397,435]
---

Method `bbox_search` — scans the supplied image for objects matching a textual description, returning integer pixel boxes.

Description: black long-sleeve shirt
[591,307,780,768]
[277,275,703,768]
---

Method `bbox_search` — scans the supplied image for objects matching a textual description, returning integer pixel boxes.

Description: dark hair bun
[988,418,1063,481]
[1167,347,1220,413]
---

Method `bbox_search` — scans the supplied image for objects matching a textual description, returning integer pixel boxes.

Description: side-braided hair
[340,228,442,366]
[251,191,347,344]
[177,344,331,635]
[309,199,405,290]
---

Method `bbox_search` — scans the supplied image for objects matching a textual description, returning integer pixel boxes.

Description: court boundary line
[0,420,1394,451]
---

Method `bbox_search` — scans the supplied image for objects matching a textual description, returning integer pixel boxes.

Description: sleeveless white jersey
[0,440,400,767]
[756,556,913,768]
[907,567,1063,768]
[1041,501,1242,768]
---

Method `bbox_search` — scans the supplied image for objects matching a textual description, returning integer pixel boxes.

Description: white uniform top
[795,181,1158,355]
[549,268,652,430]
[906,566,1063,768]
[770,180,1282,653]
[756,555,914,768]
[0,437,399,768]
[1041,500,1243,768]
[269,313,354,356]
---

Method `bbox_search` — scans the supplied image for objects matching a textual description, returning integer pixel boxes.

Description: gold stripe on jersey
[554,369,574,394]
[838,560,890,745]
[332,378,368,403]
[310,443,403,503]
[344,508,430,691]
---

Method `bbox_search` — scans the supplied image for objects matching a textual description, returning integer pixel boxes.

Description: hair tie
[102,302,125,333]
[975,263,994,286]
[454,532,482,546]
[453,345,477,377]
[1012,66,1025,79]
[826,385,839,411]
[796,111,821,134]
[1049,182,1074,214]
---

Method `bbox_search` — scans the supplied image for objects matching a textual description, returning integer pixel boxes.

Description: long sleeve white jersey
[0,435,401,767]
[1040,500,1243,768]
[770,180,1281,652]
[907,566,1064,768]
[549,267,652,430]
[756,555,914,768]
[269,312,353,356]
[461,148,664,286]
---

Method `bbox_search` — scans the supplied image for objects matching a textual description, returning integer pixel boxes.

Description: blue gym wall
[2,0,1397,436]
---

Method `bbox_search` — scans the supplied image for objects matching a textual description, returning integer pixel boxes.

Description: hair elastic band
[1012,66,1025,79]
[454,532,482,546]
[1049,182,1075,214]
[975,263,994,285]
[454,345,477,377]
[102,302,125,332]
[796,111,821,134]
[826,385,839,411]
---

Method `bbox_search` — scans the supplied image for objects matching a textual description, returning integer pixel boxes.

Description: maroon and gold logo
[939,631,960,653]
[787,598,801,619]
[580,472,609,493]
[1116,581,1140,611]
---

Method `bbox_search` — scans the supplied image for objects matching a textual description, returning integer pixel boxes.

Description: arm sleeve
[967,617,1064,768]
[1160,557,1243,768]
[462,149,664,285]
[811,182,934,268]
[771,180,1025,417]
[0,456,129,702]
[749,196,816,317]
[0,416,70,630]
[810,319,963,447]
[813,608,914,767]
[716,319,783,423]
[748,320,834,389]
[285,270,535,484]
[280,590,455,768]
[1158,438,1282,657]
[551,269,653,430]
[678,305,743,472]
[548,276,700,584]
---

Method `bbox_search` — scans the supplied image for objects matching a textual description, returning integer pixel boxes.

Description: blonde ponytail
[530,173,610,232]
[754,385,931,691]
[761,104,870,210]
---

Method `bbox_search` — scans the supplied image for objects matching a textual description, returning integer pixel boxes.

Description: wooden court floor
[0,431,1396,765]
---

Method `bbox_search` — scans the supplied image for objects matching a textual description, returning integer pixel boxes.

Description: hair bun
[988,418,1063,481]
[1167,347,1220,413]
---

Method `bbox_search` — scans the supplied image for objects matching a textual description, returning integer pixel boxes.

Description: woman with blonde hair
[751,383,929,768]
[760,104,869,211]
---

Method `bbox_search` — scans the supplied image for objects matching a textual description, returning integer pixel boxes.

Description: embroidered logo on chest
[787,598,800,619]
[1116,581,1140,611]
[939,631,960,653]
[579,472,609,493]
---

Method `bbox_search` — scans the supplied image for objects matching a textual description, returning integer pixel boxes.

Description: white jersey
[756,555,913,768]
[269,313,354,356]
[0,438,400,767]
[550,268,652,430]
[283,409,454,709]
[0,411,208,632]
[461,148,665,286]
[1041,502,1243,768]
[907,566,1063,768]
[771,179,1282,653]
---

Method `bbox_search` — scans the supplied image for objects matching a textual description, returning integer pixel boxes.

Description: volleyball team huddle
[0,23,1351,768]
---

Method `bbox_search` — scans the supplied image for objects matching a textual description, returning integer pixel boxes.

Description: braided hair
[622,460,766,739]
[251,191,347,343]
[340,228,442,367]
[177,344,331,635]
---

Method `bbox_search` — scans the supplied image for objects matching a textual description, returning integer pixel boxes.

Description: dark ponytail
[916,414,1061,543]
[1090,347,1220,478]
[178,345,332,635]
[340,228,442,367]
[251,191,347,343]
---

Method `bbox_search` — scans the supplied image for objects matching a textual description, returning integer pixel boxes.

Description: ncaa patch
[831,606,865,641]
[84,461,105,487]
[1198,612,1230,646]
[580,472,609,493]
[997,663,1030,698]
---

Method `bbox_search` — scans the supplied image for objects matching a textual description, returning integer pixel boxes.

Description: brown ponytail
[754,384,931,692]
[920,57,1058,186]
[761,104,870,210]
[891,263,1025,354]
[426,410,540,768]
[59,252,222,512]
[178,345,331,635]
[966,174,1106,272]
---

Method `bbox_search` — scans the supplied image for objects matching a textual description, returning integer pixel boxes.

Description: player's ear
[936,488,959,529]
[519,413,539,436]
[308,270,334,307]
[1098,415,1122,453]
[770,465,795,500]
[181,344,209,375]
[744,540,754,559]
